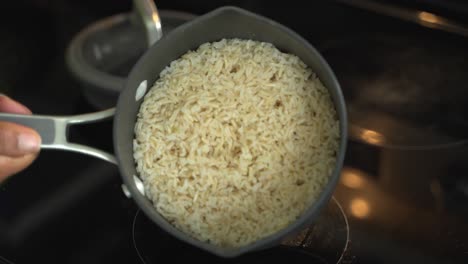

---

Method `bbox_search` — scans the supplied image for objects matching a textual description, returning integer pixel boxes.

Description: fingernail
[18,133,41,153]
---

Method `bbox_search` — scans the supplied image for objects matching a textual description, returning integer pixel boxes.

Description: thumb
[0,121,41,157]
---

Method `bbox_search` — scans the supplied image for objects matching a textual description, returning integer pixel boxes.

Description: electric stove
[1,1,467,263]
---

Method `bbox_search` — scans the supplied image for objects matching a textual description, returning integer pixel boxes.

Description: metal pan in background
[0,6,347,258]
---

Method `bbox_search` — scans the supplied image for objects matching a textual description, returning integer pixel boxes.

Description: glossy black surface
[1,0,468,263]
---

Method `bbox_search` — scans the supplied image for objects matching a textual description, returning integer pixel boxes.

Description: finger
[0,121,41,157]
[0,94,32,114]
[0,153,38,182]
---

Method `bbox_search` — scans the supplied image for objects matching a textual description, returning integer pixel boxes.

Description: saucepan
[0,6,347,258]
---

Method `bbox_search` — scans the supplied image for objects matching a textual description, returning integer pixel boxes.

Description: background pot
[66,10,196,109]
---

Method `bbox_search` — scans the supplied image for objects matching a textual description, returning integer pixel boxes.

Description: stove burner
[281,197,350,263]
[132,197,349,263]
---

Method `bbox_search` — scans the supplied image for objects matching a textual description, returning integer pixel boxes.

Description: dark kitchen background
[1,0,468,263]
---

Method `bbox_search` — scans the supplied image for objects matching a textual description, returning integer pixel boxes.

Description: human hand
[0,94,41,182]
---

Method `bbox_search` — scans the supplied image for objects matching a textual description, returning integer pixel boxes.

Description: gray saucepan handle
[0,108,146,195]
[0,108,117,164]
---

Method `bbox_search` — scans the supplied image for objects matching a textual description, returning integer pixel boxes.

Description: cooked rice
[133,39,339,248]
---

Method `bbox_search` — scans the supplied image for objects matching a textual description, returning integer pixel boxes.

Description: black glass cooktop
[1,1,468,263]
